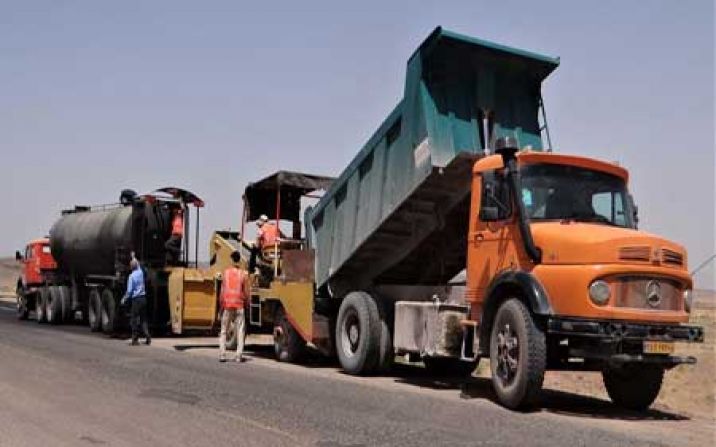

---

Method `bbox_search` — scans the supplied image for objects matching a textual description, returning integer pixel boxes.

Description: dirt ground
[0,257,19,296]
[1,257,713,420]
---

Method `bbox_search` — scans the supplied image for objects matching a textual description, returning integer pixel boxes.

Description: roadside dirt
[0,257,19,296]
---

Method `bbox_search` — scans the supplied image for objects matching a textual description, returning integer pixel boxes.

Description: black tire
[375,298,394,373]
[16,283,29,320]
[59,285,73,323]
[424,357,477,378]
[489,298,546,410]
[273,307,306,363]
[335,291,381,375]
[100,288,117,334]
[47,285,63,325]
[602,364,664,411]
[36,287,48,323]
[88,288,102,332]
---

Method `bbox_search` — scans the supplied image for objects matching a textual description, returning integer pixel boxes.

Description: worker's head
[230,250,241,265]
[129,258,139,271]
[257,214,269,227]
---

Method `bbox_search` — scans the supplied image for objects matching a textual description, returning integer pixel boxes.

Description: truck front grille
[613,276,682,311]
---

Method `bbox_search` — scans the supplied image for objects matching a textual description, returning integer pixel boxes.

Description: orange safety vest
[221,267,247,309]
[259,223,279,247]
[171,214,184,237]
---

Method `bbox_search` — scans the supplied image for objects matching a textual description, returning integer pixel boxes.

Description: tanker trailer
[42,188,205,334]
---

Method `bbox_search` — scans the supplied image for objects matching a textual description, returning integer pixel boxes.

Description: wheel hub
[496,323,519,385]
[341,313,360,357]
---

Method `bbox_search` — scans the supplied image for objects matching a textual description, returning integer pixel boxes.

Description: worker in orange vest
[164,208,184,264]
[256,214,282,249]
[219,250,250,362]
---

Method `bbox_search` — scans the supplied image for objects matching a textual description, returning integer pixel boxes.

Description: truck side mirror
[480,206,499,221]
[15,250,22,261]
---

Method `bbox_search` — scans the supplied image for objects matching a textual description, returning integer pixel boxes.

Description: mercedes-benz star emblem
[645,280,662,308]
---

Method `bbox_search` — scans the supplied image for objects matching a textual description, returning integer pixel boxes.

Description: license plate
[643,341,674,354]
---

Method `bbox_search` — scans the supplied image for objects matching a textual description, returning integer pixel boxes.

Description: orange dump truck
[242,28,704,411]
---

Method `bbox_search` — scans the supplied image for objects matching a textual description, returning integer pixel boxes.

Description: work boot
[145,338,151,346]
[130,339,139,346]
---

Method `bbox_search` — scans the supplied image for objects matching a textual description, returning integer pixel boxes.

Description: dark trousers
[131,296,150,342]
[165,235,182,264]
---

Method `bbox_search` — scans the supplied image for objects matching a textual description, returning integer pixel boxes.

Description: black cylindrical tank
[50,202,172,278]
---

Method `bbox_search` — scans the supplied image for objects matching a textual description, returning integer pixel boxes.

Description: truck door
[468,169,514,304]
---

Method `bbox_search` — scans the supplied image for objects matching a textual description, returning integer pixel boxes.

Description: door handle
[473,232,485,242]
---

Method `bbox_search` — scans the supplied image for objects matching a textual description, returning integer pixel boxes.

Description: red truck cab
[15,238,57,320]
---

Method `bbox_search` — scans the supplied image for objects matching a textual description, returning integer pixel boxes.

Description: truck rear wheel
[36,287,48,323]
[100,288,117,334]
[47,286,63,325]
[602,364,664,411]
[88,289,102,332]
[273,307,306,363]
[336,291,381,375]
[59,285,73,323]
[489,298,546,410]
[16,283,29,320]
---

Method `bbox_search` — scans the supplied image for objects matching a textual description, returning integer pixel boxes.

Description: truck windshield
[520,163,635,228]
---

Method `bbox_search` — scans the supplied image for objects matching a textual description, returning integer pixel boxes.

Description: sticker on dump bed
[413,138,431,167]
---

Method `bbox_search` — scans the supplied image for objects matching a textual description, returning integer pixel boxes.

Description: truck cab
[462,140,703,410]
[15,238,57,320]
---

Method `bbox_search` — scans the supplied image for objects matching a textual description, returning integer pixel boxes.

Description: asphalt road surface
[0,300,711,447]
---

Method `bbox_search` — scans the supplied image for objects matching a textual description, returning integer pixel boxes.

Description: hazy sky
[1,0,714,288]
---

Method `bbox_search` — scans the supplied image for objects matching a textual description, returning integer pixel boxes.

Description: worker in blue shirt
[121,258,151,346]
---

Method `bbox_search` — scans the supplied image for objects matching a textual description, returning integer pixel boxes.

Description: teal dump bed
[308,27,558,296]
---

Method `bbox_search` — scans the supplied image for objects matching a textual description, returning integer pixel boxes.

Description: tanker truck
[240,27,704,411]
[14,188,234,338]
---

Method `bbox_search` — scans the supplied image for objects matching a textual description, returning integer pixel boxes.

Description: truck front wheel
[602,364,663,411]
[336,291,381,375]
[489,298,546,410]
[16,283,29,320]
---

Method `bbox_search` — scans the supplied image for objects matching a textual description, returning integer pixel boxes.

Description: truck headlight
[683,289,694,313]
[589,280,611,305]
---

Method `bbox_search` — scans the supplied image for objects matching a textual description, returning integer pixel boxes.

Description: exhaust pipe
[495,137,542,264]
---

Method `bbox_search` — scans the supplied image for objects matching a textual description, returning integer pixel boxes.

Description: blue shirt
[124,267,146,300]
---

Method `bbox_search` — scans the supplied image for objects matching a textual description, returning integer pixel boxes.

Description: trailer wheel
[58,285,72,323]
[273,307,306,363]
[88,289,102,332]
[423,357,477,378]
[47,286,64,325]
[602,364,664,411]
[336,291,381,375]
[16,283,29,320]
[100,288,117,334]
[36,287,48,323]
[489,298,546,410]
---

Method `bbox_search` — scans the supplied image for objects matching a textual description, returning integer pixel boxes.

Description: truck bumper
[545,317,704,369]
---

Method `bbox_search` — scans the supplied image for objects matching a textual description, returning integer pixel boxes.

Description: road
[0,300,711,447]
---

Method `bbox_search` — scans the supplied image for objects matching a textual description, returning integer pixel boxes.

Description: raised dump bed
[308,27,559,297]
